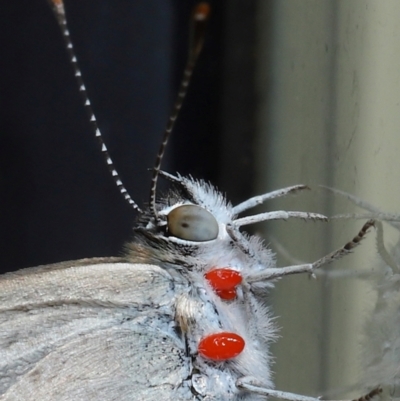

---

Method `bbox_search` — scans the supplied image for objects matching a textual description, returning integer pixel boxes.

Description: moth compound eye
[167,205,219,241]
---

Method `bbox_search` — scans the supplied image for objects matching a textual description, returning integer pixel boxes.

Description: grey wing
[0,260,193,401]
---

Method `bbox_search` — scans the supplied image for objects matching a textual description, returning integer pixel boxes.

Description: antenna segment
[149,3,211,221]
[47,0,142,213]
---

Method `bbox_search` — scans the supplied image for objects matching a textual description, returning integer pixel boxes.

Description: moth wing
[0,259,191,401]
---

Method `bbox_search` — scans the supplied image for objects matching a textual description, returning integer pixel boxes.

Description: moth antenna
[149,2,210,222]
[47,0,142,213]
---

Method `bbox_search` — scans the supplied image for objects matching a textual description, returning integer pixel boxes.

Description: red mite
[200,269,246,360]
[198,332,245,361]
[204,268,242,300]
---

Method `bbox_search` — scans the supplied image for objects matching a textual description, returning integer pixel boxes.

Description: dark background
[0,0,267,272]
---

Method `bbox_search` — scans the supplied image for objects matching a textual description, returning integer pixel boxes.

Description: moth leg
[233,185,310,214]
[237,377,382,401]
[321,186,400,226]
[374,220,399,271]
[236,377,319,401]
[234,211,328,227]
[322,187,400,270]
[322,186,400,222]
[354,388,383,401]
[246,220,375,283]
[226,224,259,260]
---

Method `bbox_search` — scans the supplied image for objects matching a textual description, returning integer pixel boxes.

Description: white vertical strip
[256,0,400,398]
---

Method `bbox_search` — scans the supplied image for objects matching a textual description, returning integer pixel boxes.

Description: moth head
[137,172,232,246]
[127,173,234,266]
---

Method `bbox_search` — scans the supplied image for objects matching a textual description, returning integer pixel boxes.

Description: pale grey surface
[256,0,400,398]
[0,260,191,400]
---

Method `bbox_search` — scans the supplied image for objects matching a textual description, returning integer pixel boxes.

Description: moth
[0,1,381,400]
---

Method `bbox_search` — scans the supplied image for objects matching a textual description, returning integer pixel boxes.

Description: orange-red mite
[215,288,237,301]
[204,268,242,300]
[198,332,245,360]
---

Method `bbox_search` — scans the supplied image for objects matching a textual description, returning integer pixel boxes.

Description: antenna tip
[193,3,211,21]
[47,0,65,16]
[49,0,64,6]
